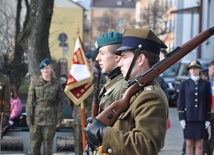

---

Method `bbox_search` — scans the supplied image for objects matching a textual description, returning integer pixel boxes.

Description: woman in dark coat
[177,60,211,155]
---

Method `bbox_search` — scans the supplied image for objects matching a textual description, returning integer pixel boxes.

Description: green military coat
[26,76,63,126]
[98,74,127,113]
[102,81,168,155]
[0,74,11,117]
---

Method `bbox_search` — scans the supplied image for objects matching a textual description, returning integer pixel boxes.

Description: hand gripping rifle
[83,69,101,155]
[96,26,214,127]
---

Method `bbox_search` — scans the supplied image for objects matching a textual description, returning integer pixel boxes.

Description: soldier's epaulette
[144,85,153,91]
[178,110,185,113]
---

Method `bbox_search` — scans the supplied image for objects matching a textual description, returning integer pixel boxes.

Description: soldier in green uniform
[94,31,127,115]
[84,28,169,155]
[26,58,64,155]
[85,31,128,154]
[0,69,11,137]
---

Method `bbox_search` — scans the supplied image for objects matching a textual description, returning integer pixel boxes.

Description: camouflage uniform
[72,72,106,155]
[98,74,127,113]
[0,73,11,121]
[26,76,63,155]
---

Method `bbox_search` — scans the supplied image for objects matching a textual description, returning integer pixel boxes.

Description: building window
[116,1,123,6]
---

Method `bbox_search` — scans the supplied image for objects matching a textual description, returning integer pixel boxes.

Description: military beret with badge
[95,31,123,51]
[39,58,52,69]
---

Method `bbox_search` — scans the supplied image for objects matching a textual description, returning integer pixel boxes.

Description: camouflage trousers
[29,124,56,155]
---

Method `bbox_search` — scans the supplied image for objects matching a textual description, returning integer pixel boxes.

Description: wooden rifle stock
[92,102,99,117]
[91,69,101,117]
[96,26,214,127]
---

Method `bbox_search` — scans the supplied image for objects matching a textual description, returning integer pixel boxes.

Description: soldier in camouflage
[94,31,127,116]
[26,58,64,155]
[86,31,127,154]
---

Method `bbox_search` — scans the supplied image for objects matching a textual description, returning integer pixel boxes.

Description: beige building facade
[88,0,136,51]
[135,0,176,52]
[49,0,84,76]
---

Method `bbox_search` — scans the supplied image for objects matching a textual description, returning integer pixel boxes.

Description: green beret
[95,31,123,50]
[39,58,51,69]
[85,51,94,60]
[115,28,167,55]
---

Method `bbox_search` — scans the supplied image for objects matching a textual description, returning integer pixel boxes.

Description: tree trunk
[9,0,25,88]
[18,0,54,79]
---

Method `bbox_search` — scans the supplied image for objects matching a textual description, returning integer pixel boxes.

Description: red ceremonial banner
[64,36,94,105]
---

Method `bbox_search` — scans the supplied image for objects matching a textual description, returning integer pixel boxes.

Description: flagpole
[81,102,86,150]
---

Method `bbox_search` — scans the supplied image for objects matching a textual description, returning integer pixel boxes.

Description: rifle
[96,26,214,127]
[91,69,101,117]
[83,69,102,154]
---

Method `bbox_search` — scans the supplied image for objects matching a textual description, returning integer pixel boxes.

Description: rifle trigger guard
[135,79,143,87]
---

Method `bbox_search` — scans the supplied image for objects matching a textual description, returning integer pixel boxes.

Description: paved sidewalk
[159,107,183,155]
[1,107,183,155]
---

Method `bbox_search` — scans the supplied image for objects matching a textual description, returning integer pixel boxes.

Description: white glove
[9,120,14,126]
[205,121,210,129]
[180,120,186,129]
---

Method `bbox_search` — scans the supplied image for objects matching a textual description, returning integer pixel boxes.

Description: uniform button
[195,105,198,107]
[195,99,198,102]
[195,87,198,90]
[195,92,198,95]
[108,148,113,153]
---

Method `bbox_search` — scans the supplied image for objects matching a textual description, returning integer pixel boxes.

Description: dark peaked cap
[187,60,202,70]
[115,28,167,55]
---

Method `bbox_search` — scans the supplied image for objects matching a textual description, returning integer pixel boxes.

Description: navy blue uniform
[177,78,211,139]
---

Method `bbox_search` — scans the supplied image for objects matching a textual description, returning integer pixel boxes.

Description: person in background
[156,76,170,130]
[157,49,169,100]
[156,76,169,100]
[84,28,168,155]
[158,49,170,130]
[201,68,212,155]
[9,86,22,126]
[177,60,211,155]
[85,51,107,119]
[1,86,22,137]
[26,58,64,155]
[181,68,212,155]
[208,60,214,152]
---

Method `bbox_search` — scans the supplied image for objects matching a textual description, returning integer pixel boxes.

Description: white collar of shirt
[190,75,200,82]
